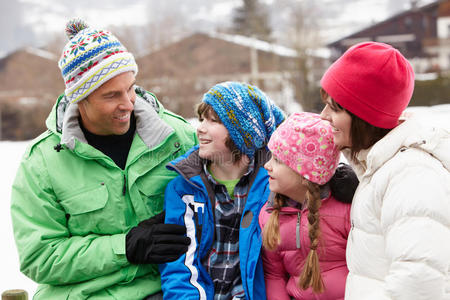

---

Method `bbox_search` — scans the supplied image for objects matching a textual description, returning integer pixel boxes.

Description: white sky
[1,104,450,295]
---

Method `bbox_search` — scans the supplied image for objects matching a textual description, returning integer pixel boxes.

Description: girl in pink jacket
[259,112,357,300]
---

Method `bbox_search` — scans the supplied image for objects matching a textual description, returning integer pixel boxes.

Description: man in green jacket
[10,19,197,300]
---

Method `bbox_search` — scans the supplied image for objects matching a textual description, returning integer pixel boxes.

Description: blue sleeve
[159,177,212,300]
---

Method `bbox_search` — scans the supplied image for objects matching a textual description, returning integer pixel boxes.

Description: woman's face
[320,96,352,148]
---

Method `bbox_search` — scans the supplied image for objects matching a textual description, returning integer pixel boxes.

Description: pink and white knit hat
[268,112,340,185]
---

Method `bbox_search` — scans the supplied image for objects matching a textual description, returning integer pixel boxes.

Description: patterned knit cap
[202,81,285,158]
[268,112,340,185]
[58,19,138,104]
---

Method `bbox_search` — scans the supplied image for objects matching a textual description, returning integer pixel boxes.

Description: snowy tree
[273,0,324,112]
[232,0,272,42]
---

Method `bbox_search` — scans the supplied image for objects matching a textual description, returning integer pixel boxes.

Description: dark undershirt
[79,113,136,169]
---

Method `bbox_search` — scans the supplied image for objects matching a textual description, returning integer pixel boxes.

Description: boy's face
[197,111,233,163]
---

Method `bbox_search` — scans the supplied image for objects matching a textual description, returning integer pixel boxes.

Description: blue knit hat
[58,19,138,104]
[202,81,285,157]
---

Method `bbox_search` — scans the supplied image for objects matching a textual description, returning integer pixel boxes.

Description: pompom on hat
[58,19,138,104]
[268,112,340,185]
[202,81,285,158]
[320,42,414,129]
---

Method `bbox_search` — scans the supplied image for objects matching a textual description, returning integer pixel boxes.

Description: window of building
[404,16,413,30]
[422,17,428,30]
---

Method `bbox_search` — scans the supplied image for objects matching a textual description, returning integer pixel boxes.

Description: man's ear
[78,99,87,117]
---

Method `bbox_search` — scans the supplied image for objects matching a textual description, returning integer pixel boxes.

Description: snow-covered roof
[210,32,330,59]
[415,72,439,81]
[210,32,298,57]
[24,47,57,61]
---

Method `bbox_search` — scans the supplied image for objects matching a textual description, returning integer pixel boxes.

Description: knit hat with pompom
[58,19,138,104]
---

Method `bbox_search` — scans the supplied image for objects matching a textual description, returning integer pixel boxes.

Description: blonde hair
[298,178,324,293]
[262,178,325,294]
[262,193,287,251]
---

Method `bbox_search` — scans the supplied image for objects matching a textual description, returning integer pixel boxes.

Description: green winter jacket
[10,87,198,300]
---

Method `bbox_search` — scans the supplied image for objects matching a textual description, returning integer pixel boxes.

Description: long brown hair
[320,88,391,161]
[262,178,325,294]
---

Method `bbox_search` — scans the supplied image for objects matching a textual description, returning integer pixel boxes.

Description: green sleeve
[10,147,129,285]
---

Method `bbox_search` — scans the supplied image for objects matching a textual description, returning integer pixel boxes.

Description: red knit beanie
[321,42,415,129]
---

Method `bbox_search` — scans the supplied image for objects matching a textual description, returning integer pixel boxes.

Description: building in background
[328,0,450,74]
[136,32,330,117]
[0,47,63,140]
[0,33,330,140]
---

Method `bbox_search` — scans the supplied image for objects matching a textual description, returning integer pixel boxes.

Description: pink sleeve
[262,248,291,300]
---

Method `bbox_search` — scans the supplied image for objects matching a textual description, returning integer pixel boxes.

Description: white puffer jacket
[344,116,450,300]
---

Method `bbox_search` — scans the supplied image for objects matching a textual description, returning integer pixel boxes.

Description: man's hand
[126,211,191,264]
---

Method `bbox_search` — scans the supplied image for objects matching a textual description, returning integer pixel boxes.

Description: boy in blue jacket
[159,81,285,300]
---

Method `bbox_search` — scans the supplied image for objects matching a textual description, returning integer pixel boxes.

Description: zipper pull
[122,174,126,196]
[351,219,355,242]
[296,212,301,249]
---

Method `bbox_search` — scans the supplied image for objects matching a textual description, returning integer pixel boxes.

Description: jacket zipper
[351,219,354,242]
[296,212,301,249]
[122,174,126,196]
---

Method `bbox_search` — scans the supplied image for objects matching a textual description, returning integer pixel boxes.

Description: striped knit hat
[58,19,138,104]
[202,81,285,158]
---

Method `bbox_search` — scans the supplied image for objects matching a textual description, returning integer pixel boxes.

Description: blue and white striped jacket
[159,145,269,300]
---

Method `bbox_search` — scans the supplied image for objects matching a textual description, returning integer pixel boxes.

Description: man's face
[78,71,136,136]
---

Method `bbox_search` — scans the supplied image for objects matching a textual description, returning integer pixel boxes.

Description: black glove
[329,163,359,204]
[126,211,191,264]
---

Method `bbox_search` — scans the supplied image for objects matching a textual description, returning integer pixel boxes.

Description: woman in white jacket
[319,41,450,300]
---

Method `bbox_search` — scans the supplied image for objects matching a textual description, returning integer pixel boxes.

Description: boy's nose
[197,121,206,133]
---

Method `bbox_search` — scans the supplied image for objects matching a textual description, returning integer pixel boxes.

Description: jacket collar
[346,116,450,178]
[167,146,272,188]
[264,189,332,214]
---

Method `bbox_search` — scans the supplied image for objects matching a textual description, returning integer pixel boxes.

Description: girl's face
[320,96,352,148]
[264,155,306,203]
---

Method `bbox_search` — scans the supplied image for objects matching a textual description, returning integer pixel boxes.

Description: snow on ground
[0,105,449,296]
[0,141,37,296]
